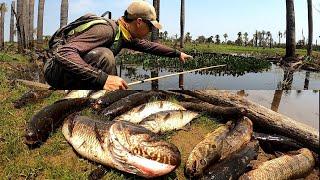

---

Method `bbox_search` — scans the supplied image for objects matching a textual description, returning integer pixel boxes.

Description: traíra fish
[239,148,315,180]
[114,101,186,124]
[140,110,199,134]
[62,115,181,178]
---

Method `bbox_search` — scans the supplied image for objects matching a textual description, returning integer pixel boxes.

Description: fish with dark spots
[92,90,139,111]
[185,117,253,178]
[114,101,186,124]
[179,101,247,119]
[13,89,53,109]
[239,148,315,180]
[201,141,259,180]
[62,115,181,178]
[253,132,306,153]
[25,98,91,146]
[139,110,199,134]
[101,91,168,120]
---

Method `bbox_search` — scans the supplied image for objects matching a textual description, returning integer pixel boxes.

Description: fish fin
[275,151,286,157]
[181,124,192,131]
[67,114,77,137]
[88,166,111,180]
[94,123,105,151]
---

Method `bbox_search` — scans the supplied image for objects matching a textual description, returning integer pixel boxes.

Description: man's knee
[84,47,116,75]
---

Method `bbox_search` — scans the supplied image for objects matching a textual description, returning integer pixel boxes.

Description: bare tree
[23,0,30,48]
[60,0,68,28]
[307,0,313,56]
[10,1,15,43]
[151,0,160,42]
[29,0,34,46]
[16,0,24,51]
[285,0,296,59]
[0,3,6,49]
[180,0,185,48]
[37,0,45,44]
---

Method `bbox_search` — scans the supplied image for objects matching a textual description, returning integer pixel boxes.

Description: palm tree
[307,0,313,56]
[60,0,68,28]
[266,31,272,48]
[223,33,228,43]
[29,0,34,46]
[278,31,282,45]
[185,32,192,43]
[0,3,6,49]
[255,30,258,47]
[285,0,296,59]
[10,1,15,43]
[215,35,220,44]
[243,32,249,46]
[180,0,185,48]
[37,0,45,44]
[163,31,168,41]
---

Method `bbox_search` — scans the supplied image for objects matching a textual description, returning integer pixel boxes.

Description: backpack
[48,12,114,50]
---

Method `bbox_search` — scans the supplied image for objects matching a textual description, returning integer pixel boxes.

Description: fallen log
[179,90,319,152]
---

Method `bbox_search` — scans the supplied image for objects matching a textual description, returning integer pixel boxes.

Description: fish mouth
[108,121,181,178]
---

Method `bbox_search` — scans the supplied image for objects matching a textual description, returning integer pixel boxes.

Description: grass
[163,41,320,58]
[0,54,223,179]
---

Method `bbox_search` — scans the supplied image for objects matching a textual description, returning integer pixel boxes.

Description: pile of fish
[22,90,318,179]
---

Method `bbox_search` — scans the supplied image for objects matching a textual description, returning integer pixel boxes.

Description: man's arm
[123,39,181,58]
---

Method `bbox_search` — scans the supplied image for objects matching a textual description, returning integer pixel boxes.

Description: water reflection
[241,90,319,130]
[117,64,320,90]
[271,90,283,112]
[116,53,320,90]
[304,72,310,90]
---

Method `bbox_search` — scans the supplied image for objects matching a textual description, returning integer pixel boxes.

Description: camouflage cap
[126,0,162,29]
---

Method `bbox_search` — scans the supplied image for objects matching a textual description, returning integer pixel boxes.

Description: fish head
[108,121,181,178]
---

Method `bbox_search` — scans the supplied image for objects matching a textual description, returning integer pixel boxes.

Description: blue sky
[2,0,320,43]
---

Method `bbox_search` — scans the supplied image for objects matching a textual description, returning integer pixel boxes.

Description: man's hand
[179,52,193,63]
[103,75,128,90]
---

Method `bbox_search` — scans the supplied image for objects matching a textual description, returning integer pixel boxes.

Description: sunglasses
[142,19,154,30]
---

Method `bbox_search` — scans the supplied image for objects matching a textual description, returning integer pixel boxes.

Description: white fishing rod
[128,64,227,86]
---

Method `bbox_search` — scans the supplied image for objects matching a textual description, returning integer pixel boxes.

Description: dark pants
[44,47,117,89]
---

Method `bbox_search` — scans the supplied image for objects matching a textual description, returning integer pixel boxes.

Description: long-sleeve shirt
[55,19,181,88]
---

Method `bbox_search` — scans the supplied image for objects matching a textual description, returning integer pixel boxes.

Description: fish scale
[114,101,186,124]
[239,148,315,180]
[62,115,181,178]
[185,117,253,178]
[139,110,199,134]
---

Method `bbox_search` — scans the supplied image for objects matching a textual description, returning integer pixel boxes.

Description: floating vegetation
[117,52,272,77]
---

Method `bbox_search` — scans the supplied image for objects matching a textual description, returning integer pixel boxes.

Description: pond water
[118,63,320,90]
[235,90,319,131]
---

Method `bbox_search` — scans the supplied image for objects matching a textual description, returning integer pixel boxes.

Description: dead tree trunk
[16,0,25,52]
[37,0,45,44]
[180,0,185,48]
[151,0,160,42]
[179,90,319,151]
[0,3,6,50]
[60,0,68,28]
[29,0,34,47]
[307,0,313,56]
[10,1,15,43]
[285,0,296,59]
[23,0,29,49]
